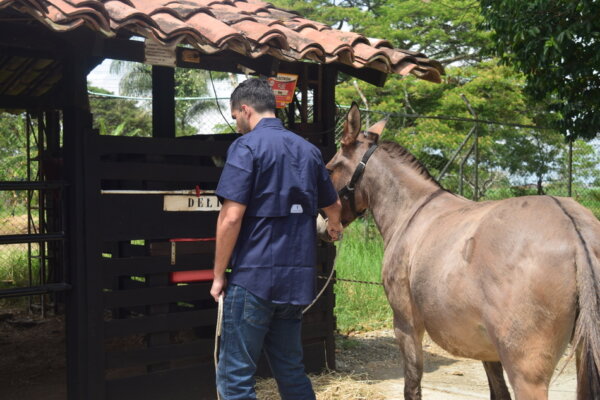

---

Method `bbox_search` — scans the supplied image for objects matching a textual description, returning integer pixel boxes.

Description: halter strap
[338,143,379,217]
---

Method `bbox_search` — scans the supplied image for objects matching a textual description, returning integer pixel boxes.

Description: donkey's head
[326,103,387,226]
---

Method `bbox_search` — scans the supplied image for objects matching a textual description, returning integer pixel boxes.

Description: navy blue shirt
[216,118,338,305]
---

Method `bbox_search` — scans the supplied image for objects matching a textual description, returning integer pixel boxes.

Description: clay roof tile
[0,0,444,83]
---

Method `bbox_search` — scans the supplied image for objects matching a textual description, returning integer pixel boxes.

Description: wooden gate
[73,129,336,400]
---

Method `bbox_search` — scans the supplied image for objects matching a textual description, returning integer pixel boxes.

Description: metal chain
[317,274,383,286]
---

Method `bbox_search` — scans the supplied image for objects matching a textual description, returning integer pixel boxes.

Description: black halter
[338,142,379,218]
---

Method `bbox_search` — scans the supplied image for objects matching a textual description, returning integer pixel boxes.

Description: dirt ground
[0,310,66,400]
[336,329,577,400]
[0,311,578,400]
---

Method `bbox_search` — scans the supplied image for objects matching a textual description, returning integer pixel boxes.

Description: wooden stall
[0,1,442,399]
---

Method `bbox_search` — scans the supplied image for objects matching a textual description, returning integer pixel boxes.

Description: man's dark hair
[230,78,276,113]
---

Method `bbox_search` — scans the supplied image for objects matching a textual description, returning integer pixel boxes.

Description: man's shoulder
[250,123,323,158]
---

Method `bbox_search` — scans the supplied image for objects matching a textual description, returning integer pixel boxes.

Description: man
[210,78,342,400]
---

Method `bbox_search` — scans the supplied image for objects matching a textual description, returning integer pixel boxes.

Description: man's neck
[249,111,276,131]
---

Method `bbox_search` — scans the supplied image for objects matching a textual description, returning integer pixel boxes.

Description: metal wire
[318,274,383,286]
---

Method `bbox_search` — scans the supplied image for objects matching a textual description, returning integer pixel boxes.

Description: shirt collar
[253,117,284,131]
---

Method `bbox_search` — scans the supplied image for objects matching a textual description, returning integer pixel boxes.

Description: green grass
[333,218,392,334]
[0,245,36,288]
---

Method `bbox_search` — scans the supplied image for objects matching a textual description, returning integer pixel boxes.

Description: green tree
[337,62,566,196]
[0,113,26,181]
[479,0,600,139]
[272,0,491,65]
[0,113,29,215]
[558,140,600,186]
[88,86,152,136]
[110,62,218,136]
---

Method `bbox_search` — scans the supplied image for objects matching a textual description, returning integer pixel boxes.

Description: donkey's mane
[379,141,442,188]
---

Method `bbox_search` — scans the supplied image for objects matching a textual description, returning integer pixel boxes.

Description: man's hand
[211,273,228,302]
[327,219,343,241]
[322,197,343,241]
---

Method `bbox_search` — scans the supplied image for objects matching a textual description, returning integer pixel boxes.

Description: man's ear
[340,103,362,146]
[366,118,388,143]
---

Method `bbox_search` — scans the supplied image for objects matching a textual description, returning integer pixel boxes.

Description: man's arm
[210,199,247,302]
[322,198,343,241]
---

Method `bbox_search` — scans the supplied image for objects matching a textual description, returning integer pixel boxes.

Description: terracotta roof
[0,0,443,83]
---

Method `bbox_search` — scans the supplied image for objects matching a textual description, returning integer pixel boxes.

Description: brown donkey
[325,104,600,400]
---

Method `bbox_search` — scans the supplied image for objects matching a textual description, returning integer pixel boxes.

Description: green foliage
[109,61,217,136]
[480,0,600,139]
[0,245,31,288]
[338,61,567,196]
[334,218,391,333]
[0,113,27,181]
[272,0,491,65]
[88,86,152,137]
[556,139,600,186]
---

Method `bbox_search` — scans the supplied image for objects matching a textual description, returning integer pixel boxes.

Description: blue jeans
[216,284,316,400]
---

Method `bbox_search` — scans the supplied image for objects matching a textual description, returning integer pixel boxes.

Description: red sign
[267,73,299,108]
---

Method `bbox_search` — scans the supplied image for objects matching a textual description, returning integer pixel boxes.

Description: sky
[87,59,121,94]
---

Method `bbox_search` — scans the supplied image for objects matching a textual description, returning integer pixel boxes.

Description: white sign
[163,195,221,212]
[145,40,176,67]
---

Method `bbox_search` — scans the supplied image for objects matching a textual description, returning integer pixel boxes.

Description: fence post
[568,137,573,197]
[460,95,479,200]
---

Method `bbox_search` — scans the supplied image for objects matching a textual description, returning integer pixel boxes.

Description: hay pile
[256,370,385,400]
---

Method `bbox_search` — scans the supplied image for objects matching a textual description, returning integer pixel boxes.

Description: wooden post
[63,54,104,400]
[568,137,573,197]
[152,66,175,138]
[321,65,337,159]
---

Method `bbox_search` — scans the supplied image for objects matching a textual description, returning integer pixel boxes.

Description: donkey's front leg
[393,310,425,400]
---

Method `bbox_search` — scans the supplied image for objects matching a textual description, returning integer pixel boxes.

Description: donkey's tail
[550,197,600,400]
[573,238,600,400]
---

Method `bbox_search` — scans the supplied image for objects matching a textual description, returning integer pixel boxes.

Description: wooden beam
[336,62,388,87]
[0,22,67,57]
[97,38,279,76]
[0,94,58,110]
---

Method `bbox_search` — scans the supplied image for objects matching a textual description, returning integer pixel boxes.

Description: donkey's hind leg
[482,361,512,400]
[392,311,425,400]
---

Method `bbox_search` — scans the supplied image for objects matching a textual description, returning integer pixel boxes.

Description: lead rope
[303,237,342,314]
[214,293,224,400]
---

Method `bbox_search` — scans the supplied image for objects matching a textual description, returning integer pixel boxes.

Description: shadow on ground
[335,331,458,380]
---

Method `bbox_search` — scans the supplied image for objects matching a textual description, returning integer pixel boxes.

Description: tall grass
[333,217,392,333]
[0,244,37,288]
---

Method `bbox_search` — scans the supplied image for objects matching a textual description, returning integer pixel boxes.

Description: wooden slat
[105,339,213,369]
[100,195,218,240]
[149,241,215,257]
[303,340,328,373]
[104,283,212,308]
[95,134,234,157]
[99,161,222,182]
[302,320,331,341]
[105,309,216,337]
[102,255,214,278]
[106,363,215,400]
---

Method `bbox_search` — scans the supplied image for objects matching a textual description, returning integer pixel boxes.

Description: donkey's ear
[366,118,388,143]
[341,102,362,146]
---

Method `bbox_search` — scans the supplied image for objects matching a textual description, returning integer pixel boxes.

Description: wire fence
[0,113,44,299]
[335,106,600,218]
[2,96,600,293]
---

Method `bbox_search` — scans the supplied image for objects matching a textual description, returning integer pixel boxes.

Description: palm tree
[110,61,221,136]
